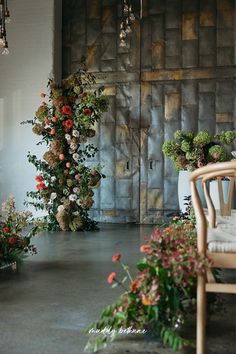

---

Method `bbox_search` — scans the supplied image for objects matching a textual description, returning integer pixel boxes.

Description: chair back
[189,161,236,254]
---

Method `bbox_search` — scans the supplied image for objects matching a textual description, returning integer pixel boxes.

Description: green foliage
[23,62,109,231]
[162,129,236,171]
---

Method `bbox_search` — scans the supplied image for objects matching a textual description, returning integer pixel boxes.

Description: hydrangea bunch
[0,196,45,267]
[23,62,108,231]
[85,221,210,352]
[162,130,236,171]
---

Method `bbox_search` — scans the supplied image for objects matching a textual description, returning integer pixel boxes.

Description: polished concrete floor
[0,225,235,354]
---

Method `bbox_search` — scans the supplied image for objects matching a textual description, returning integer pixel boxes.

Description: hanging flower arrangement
[23,63,109,231]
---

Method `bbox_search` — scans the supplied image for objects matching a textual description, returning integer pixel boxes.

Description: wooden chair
[189,161,236,354]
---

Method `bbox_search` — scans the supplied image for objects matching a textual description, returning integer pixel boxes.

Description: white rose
[72,130,80,137]
[70,142,78,151]
[69,194,77,201]
[76,199,82,206]
[50,192,57,200]
[73,187,80,194]
[65,134,71,141]
[73,153,79,161]
[57,205,64,212]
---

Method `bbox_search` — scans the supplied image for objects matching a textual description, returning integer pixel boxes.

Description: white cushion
[207,213,236,252]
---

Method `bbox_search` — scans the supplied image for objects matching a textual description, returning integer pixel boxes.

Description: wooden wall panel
[62,0,236,223]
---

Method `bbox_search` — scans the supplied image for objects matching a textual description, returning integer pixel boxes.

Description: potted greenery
[162,130,236,211]
[0,196,45,270]
[84,218,209,353]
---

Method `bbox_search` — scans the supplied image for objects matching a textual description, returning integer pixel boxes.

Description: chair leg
[197,274,206,354]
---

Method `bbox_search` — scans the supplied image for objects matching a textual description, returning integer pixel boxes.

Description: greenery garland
[22,62,109,231]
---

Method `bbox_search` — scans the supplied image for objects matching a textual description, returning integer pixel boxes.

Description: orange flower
[142,295,153,306]
[107,272,116,284]
[51,116,57,123]
[130,279,139,293]
[140,244,151,253]
[112,252,121,263]
[64,119,73,129]
[50,128,56,135]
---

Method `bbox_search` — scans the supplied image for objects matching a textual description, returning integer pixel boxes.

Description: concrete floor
[0,225,235,354]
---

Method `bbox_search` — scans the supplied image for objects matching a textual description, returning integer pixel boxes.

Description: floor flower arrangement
[84,219,211,352]
[22,61,108,231]
[0,196,45,268]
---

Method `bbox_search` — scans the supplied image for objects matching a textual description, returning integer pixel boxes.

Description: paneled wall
[62,0,236,223]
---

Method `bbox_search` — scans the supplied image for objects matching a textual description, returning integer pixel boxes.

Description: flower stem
[121,262,133,282]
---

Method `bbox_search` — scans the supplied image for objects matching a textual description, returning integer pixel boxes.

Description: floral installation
[84,220,211,352]
[0,196,46,267]
[22,61,109,231]
[162,130,236,171]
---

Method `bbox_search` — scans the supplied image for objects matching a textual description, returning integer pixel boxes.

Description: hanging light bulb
[129,12,135,22]
[120,39,126,48]
[2,39,9,54]
[119,0,136,47]
[125,25,131,34]
[4,0,10,23]
[0,0,11,54]
[120,29,127,39]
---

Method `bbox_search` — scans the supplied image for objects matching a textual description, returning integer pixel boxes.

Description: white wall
[0,0,60,213]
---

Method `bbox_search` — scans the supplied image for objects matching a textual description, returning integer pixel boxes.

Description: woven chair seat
[208,214,236,252]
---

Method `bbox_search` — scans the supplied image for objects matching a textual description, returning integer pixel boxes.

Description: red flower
[107,272,116,284]
[83,108,92,116]
[62,105,72,115]
[140,244,151,253]
[68,96,76,103]
[40,92,46,98]
[82,92,87,98]
[35,175,43,182]
[8,237,17,245]
[2,227,9,233]
[112,252,121,263]
[130,279,139,293]
[64,119,73,129]
[37,182,46,190]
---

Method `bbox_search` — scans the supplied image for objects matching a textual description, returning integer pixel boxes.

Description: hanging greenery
[22,62,109,231]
